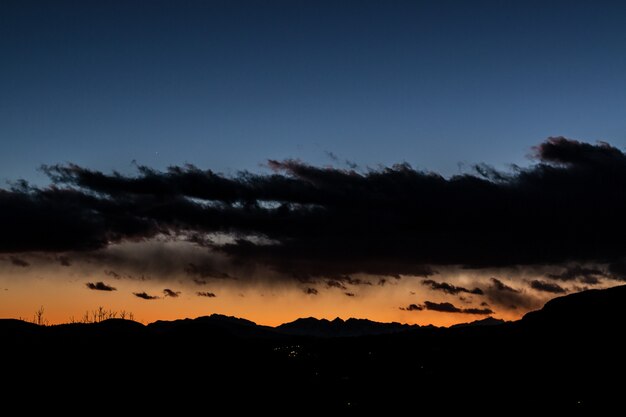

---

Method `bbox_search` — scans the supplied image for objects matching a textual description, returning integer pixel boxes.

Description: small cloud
[326,275,371,286]
[424,301,461,313]
[197,291,216,297]
[325,150,339,162]
[484,277,538,310]
[530,280,567,294]
[326,280,347,290]
[304,287,318,295]
[400,303,423,311]
[462,307,494,315]
[579,275,601,285]
[490,278,519,293]
[345,159,358,169]
[133,291,159,300]
[424,301,493,315]
[422,279,483,295]
[345,277,372,286]
[344,292,355,297]
[163,288,181,297]
[9,256,29,267]
[86,281,117,291]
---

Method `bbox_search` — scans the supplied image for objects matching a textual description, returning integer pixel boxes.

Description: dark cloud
[423,301,493,315]
[529,280,567,294]
[547,266,605,284]
[424,301,461,313]
[304,287,318,295]
[326,280,347,290]
[323,275,372,286]
[422,279,483,295]
[163,288,181,297]
[133,292,159,300]
[485,278,538,310]
[400,304,423,311]
[2,138,626,279]
[490,278,519,293]
[196,291,216,297]
[0,179,158,253]
[462,307,494,315]
[9,256,29,267]
[344,292,355,297]
[86,282,117,291]
[344,277,372,286]
[579,275,601,285]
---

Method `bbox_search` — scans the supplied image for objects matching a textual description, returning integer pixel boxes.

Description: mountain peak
[450,316,505,329]
[276,316,418,337]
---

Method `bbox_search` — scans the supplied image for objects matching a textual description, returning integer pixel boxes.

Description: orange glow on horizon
[0,271,525,327]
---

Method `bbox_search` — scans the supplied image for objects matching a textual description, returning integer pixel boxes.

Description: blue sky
[2,0,626,185]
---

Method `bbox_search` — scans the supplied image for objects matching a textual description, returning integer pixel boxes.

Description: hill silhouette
[2,285,625,413]
[276,316,418,337]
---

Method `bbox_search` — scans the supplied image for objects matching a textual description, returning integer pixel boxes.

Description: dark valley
[3,285,625,413]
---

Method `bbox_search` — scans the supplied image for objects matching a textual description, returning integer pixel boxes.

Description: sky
[2,1,626,326]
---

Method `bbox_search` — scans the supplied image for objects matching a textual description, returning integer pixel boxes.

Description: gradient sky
[3,0,626,182]
[2,1,626,325]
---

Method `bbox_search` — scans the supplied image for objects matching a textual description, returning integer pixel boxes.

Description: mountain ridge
[4,284,625,337]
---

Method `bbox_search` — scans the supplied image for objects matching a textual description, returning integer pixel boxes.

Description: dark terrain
[3,286,625,413]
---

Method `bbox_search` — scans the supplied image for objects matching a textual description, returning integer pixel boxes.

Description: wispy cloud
[423,301,493,315]
[422,279,483,295]
[9,256,29,267]
[163,288,181,297]
[530,280,567,294]
[86,281,117,291]
[400,304,423,311]
[133,291,159,300]
[196,291,216,297]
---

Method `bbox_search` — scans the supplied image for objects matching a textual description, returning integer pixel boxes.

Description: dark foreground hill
[3,285,626,413]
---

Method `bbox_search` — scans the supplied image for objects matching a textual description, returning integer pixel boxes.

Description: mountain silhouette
[449,316,505,328]
[2,285,625,413]
[276,316,418,337]
[148,314,280,338]
[522,284,626,328]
